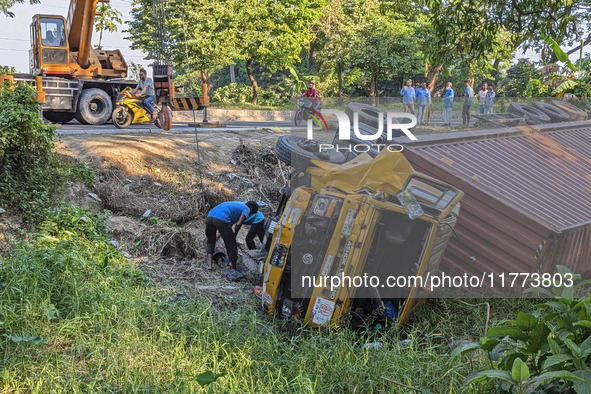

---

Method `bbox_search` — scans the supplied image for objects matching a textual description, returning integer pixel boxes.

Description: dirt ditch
[56,129,289,301]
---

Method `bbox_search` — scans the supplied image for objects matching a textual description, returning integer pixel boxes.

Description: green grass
[0,206,537,392]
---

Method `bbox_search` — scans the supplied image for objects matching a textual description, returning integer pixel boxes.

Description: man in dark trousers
[462,79,474,126]
[244,210,265,250]
[206,201,258,270]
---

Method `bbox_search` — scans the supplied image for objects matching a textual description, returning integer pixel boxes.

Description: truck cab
[262,151,463,329]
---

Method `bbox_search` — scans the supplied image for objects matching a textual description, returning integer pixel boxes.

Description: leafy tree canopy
[0,0,37,17]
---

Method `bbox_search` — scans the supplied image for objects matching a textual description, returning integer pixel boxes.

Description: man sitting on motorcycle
[131,69,157,120]
[302,81,320,110]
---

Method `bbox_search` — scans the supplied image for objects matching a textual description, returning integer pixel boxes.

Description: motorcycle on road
[294,97,322,126]
[112,87,172,131]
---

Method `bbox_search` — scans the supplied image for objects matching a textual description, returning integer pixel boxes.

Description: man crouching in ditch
[205,200,258,270]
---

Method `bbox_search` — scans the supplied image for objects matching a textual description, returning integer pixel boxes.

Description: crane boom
[67,0,101,68]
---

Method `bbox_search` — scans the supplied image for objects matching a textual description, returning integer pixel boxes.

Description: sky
[0,1,589,75]
[0,0,148,73]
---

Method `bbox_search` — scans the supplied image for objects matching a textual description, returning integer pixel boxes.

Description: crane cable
[149,0,208,213]
[179,0,208,213]
[151,0,167,64]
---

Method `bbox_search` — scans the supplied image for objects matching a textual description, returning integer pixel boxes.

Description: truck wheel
[275,135,345,168]
[75,88,113,125]
[112,106,133,129]
[550,99,588,120]
[43,111,75,124]
[531,101,571,122]
[507,102,551,124]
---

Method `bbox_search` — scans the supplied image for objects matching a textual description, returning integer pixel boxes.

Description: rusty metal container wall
[401,123,591,280]
[406,150,556,291]
[555,224,591,274]
[541,123,591,160]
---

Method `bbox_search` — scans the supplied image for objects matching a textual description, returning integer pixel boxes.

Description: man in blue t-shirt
[243,210,265,250]
[206,200,258,270]
[462,80,474,127]
[442,82,454,126]
[400,79,416,115]
[416,82,430,125]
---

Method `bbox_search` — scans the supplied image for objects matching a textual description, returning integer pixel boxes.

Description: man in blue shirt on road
[416,82,431,125]
[462,80,474,127]
[485,85,496,114]
[442,82,454,126]
[400,79,416,115]
[206,200,258,270]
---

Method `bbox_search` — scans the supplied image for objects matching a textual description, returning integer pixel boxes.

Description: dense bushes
[212,82,290,108]
[0,82,64,222]
[454,268,591,393]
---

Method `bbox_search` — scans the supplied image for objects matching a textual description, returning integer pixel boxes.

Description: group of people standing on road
[401,79,496,127]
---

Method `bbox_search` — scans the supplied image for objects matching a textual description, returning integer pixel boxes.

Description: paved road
[56,120,294,134]
[55,117,473,135]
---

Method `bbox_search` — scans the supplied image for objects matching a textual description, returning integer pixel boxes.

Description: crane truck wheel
[75,88,113,125]
[43,111,75,124]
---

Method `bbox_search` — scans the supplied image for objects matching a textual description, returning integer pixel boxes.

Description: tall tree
[314,0,358,97]
[167,0,239,89]
[348,5,424,100]
[94,4,122,50]
[425,0,515,87]
[234,0,322,104]
[425,0,591,84]
[126,0,176,67]
[127,0,239,91]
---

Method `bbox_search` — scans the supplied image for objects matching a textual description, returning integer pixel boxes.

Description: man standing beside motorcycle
[131,69,157,120]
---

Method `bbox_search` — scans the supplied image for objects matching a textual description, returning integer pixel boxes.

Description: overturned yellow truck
[261,147,463,328]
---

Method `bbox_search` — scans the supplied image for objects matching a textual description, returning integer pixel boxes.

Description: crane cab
[30,4,128,80]
[30,15,71,76]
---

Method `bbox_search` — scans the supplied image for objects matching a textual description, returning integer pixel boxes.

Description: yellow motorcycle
[112,87,172,130]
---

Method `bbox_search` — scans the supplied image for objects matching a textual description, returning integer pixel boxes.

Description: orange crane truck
[1,0,208,125]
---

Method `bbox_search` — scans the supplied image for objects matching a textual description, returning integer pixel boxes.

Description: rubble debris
[223,269,244,282]
[88,192,102,202]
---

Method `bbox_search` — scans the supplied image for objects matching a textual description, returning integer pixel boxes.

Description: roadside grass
[0,206,536,392]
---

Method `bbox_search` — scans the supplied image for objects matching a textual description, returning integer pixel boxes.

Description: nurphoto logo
[307,109,419,153]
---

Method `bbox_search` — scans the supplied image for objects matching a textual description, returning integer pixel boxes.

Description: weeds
[0,83,63,223]
[0,83,97,224]
[0,205,545,392]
